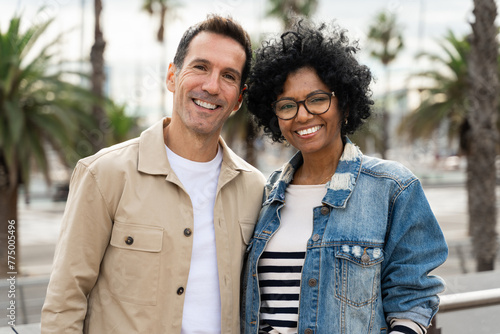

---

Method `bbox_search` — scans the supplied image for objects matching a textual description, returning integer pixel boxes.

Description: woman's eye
[279,103,295,110]
[309,97,327,103]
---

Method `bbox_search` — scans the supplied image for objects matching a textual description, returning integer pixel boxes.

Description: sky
[1,0,483,125]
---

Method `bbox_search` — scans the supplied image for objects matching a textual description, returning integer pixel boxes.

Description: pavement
[1,176,500,333]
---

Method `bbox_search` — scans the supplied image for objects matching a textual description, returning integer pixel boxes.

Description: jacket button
[125,236,134,245]
[177,287,184,295]
[184,228,192,237]
[361,253,370,264]
[312,234,320,241]
[304,329,313,334]
[308,278,317,287]
[320,206,330,215]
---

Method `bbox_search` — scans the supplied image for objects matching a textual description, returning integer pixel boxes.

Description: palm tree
[142,0,180,115]
[366,10,404,158]
[266,0,318,29]
[0,15,96,277]
[90,0,107,151]
[398,31,469,147]
[399,29,500,271]
[142,0,178,43]
[466,0,498,271]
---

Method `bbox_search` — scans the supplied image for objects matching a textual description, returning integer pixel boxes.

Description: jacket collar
[266,138,363,208]
[137,117,252,176]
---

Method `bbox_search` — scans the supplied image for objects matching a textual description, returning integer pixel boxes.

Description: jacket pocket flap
[335,245,384,267]
[110,222,163,252]
[239,219,256,245]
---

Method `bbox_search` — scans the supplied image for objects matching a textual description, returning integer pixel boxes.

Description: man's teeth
[194,99,217,110]
[297,126,321,136]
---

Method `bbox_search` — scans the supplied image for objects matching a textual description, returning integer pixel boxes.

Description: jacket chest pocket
[101,222,164,306]
[334,245,384,307]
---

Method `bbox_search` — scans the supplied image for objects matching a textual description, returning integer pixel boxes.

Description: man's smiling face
[167,31,246,138]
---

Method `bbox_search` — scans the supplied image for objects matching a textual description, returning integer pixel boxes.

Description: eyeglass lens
[274,92,331,120]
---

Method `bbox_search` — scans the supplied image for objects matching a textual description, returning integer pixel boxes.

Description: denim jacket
[241,141,448,334]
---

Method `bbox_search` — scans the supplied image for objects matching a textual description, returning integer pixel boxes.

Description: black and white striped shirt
[258,184,326,333]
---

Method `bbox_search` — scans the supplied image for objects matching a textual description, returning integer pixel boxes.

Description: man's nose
[202,72,221,95]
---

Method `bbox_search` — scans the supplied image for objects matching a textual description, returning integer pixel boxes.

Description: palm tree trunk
[159,4,167,116]
[90,0,107,152]
[467,0,499,272]
[245,115,257,167]
[0,158,19,278]
[382,65,391,159]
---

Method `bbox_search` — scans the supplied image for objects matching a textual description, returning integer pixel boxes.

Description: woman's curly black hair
[246,20,374,142]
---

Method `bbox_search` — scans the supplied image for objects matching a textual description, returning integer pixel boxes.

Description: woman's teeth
[297,125,321,136]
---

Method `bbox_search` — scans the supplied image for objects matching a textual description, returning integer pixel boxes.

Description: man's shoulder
[78,137,140,171]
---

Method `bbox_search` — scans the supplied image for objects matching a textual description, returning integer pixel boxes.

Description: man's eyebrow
[189,58,242,78]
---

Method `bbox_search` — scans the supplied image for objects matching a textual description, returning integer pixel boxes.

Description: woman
[241,21,448,334]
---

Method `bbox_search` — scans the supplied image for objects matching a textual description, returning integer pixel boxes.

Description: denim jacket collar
[265,138,363,209]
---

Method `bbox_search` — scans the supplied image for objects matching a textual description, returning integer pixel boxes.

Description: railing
[428,288,500,334]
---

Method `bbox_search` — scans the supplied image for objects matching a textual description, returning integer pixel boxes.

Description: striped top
[258,184,327,334]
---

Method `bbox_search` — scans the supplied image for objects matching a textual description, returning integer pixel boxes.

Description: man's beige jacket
[41,118,266,333]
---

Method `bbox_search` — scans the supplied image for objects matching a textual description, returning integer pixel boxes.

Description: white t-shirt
[166,145,223,334]
[258,183,327,334]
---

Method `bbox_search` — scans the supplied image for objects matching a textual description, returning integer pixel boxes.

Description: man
[41,15,265,333]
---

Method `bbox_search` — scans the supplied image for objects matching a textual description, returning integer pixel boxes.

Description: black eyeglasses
[272,91,335,120]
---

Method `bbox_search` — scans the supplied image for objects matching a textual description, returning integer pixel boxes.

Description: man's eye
[223,73,236,81]
[193,65,206,71]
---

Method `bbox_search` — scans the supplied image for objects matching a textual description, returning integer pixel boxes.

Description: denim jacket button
[320,206,330,215]
[361,253,370,264]
[308,278,317,287]
[304,329,313,334]
[312,234,320,241]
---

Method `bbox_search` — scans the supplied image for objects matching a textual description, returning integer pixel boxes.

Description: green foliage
[266,0,319,29]
[365,10,404,158]
[105,100,140,145]
[0,14,95,188]
[398,31,472,150]
[367,11,404,66]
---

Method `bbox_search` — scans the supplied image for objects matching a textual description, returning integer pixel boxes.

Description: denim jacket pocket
[103,222,164,305]
[334,245,384,307]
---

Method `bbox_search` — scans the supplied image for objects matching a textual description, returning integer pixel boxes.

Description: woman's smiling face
[277,67,344,157]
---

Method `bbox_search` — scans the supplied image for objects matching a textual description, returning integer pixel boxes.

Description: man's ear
[166,63,176,92]
[233,85,247,112]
